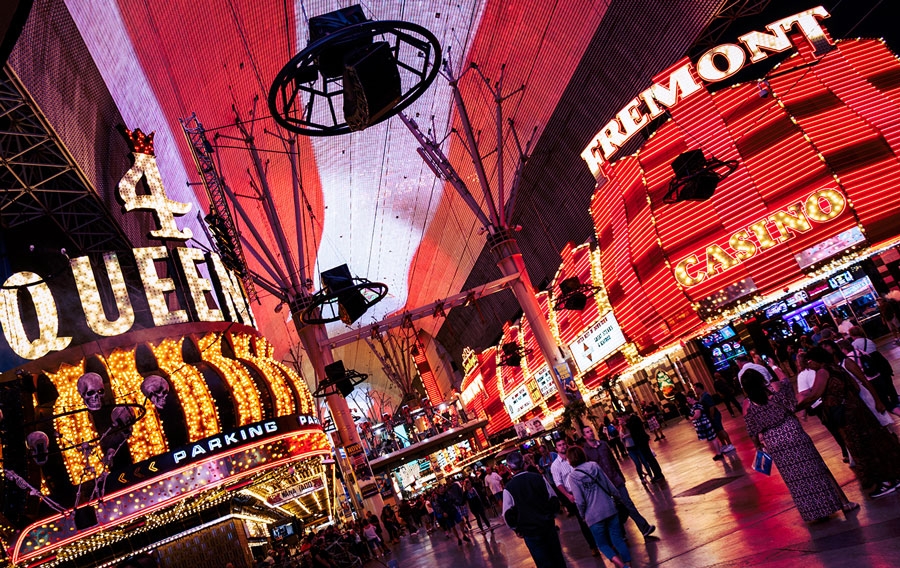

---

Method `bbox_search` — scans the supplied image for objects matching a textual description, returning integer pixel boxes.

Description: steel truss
[0,66,131,254]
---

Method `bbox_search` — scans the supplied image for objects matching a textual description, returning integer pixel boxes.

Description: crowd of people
[211,318,900,568]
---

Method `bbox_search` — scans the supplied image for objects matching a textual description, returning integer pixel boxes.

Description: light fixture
[299,264,387,326]
[553,277,602,311]
[662,149,738,204]
[269,4,442,136]
[498,342,530,368]
[314,360,367,398]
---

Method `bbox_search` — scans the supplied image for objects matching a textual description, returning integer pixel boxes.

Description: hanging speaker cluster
[553,277,602,312]
[662,150,738,204]
[269,4,441,136]
[299,264,388,326]
[498,342,530,368]
[314,360,368,399]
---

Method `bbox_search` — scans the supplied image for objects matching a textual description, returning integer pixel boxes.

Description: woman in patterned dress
[742,369,855,521]
[800,347,900,498]
[685,392,722,460]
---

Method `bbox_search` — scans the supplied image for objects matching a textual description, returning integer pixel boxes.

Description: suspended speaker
[343,41,402,131]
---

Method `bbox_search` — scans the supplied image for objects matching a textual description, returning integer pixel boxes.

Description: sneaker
[641,524,656,538]
[722,444,736,453]
[869,482,898,499]
[713,454,724,461]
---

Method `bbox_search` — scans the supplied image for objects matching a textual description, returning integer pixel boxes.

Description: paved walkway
[378,338,900,567]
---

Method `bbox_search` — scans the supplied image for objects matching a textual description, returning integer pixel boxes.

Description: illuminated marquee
[673,189,847,287]
[581,6,831,177]
[11,420,329,565]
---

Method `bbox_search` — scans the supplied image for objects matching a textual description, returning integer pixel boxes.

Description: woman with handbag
[799,347,900,499]
[742,369,855,521]
[566,445,632,568]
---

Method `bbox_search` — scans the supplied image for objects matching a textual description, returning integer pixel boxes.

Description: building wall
[156,519,254,568]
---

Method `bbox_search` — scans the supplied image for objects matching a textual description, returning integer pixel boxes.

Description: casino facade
[461,9,900,438]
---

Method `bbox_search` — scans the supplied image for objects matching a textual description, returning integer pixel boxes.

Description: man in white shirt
[550,438,600,556]
[848,326,877,354]
[736,356,773,386]
[484,466,504,506]
[837,317,855,337]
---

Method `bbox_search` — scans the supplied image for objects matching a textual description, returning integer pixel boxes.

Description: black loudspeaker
[502,343,522,367]
[559,277,581,295]
[74,505,98,529]
[670,150,719,201]
[309,5,371,79]
[321,265,369,325]
[325,360,354,397]
[343,41,402,131]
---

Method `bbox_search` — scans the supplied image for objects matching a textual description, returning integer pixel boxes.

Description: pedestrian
[361,519,389,556]
[567,445,632,568]
[624,412,664,482]
[581,425,655,538]
[799,347,900,498]
[602,417,626,460]
[537,444,558,486]
[736,355,773,387]
[502,451,567,568]
[742,368,858,522]
[644,402,666,440]
[484,466,504,508]
[795,349,852,465]
[878,295,900,345]
[463,478,492,534]
[835,339,894,428]
[694,382,735,452]
[435,483,472,545]
[686,392,724,461]
[713,372,740,417]
[550,438,602,557]
[381,504,400,543]
[847,326,900,416]
[397,499,418,535]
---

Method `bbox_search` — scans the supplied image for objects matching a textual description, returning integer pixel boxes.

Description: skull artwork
[110,405,137,434]
[76,372,105,411]
[140,375,170,409]
[26,431,50,466]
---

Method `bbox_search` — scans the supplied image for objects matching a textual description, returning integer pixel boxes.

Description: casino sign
[0,127,330,566]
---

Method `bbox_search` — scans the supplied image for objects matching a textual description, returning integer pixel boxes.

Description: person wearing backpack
[848,326,900,416]
[603,417,626,460]
[877,296,900,344]
[502,451,566,567]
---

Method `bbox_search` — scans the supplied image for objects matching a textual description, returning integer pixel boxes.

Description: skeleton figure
[26,431,50,466]
[140,375,170,409]
[93,406,136,503]
[76,372,105,411]
[100,405,136,463]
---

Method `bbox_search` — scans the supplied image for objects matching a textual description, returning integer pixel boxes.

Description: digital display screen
[700,325,736,348]
[272,523,295,540]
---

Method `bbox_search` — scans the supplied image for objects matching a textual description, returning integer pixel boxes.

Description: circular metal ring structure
[313,369,368,399]
[269,20,442,136]
[299,279,389,325]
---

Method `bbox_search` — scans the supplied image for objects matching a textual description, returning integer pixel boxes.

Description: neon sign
[673,189,847,288]
[581,6,831,177]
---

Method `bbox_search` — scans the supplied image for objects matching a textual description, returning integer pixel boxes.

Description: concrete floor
[378,339,900,567]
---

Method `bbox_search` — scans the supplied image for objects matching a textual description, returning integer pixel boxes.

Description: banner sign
[570,312,627,373]
[267,477,325,506]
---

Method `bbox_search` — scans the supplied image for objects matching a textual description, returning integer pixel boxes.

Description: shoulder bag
[578,469,629,517]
